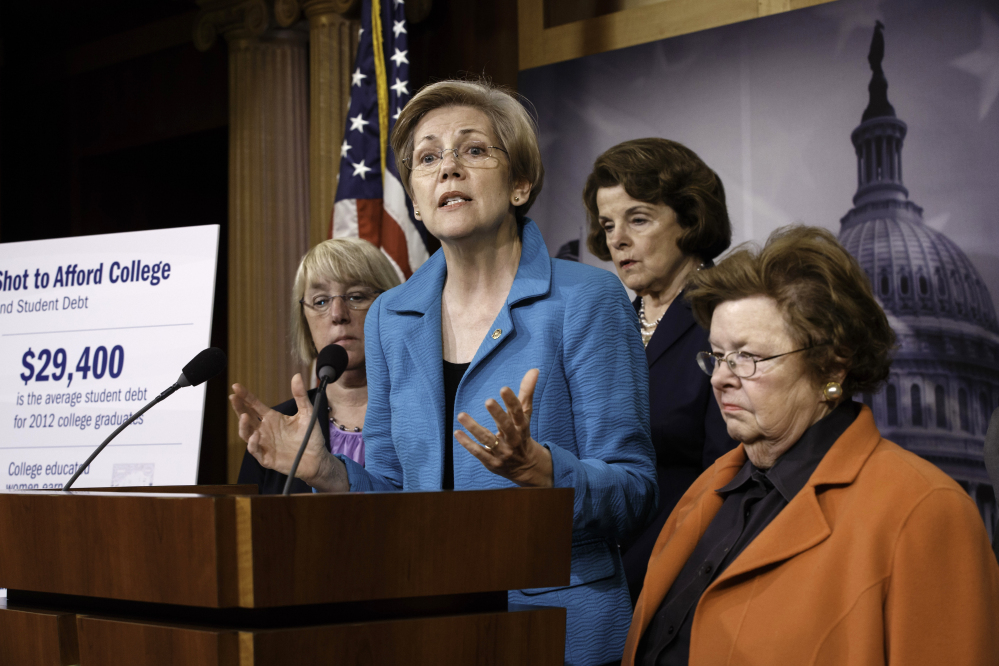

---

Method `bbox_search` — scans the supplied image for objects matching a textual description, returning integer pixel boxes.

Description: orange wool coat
[623,406,999,666]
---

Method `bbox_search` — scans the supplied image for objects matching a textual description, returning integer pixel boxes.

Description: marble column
[301,1,359,249]
[195,1,311,482]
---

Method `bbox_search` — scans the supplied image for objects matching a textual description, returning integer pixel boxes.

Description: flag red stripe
[356,199,413,278]
[357,199,383,246]
[379,211,413,277]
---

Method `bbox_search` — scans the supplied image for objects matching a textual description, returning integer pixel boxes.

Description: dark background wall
[0,0,517,484]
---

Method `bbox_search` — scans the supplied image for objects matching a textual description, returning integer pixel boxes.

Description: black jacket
[622,294,738,604]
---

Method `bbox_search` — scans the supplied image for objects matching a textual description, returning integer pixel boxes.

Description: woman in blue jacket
[232,79,657,666]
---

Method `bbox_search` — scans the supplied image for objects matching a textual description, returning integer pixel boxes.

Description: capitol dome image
[839,23,998,536]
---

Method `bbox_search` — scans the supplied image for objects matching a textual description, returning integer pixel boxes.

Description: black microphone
[177,347,228,387]
[283,344,349,495]
[316,344,349,383]
[62,347,228,491]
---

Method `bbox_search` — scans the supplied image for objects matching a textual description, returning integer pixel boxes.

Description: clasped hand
[454,368,554,488]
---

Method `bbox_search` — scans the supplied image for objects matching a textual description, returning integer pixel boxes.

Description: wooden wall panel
[0,493,234,608]
[244,607,566,665]
[0,604,79,666]
[0,488,570,610]
[69,607,563,666]
[518,0,838,70]
[77,616,239,666]
[238,488,572,607]
[407,0,519,91]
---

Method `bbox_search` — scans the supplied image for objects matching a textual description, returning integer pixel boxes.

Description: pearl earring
[823,381,843,402]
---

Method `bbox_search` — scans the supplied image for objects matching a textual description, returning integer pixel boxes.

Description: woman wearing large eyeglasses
[623,226,999,666]
[235,78,657,666]
[231,237,400,494]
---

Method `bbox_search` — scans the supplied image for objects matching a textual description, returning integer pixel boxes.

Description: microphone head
[316,344,349,383]
[178,347,227,388]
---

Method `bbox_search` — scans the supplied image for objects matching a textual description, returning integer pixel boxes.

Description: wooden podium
[0,486,572,666]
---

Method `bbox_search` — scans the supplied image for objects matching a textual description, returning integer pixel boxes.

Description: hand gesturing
[454,368,554,488]
[229,373,332,488]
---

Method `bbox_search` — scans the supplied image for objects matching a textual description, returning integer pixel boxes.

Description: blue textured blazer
[340,220,658,665]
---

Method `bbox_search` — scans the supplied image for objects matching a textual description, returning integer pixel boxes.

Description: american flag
[330,0,435,279]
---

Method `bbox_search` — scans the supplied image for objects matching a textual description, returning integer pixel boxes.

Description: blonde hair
[389,78,545,219]
[291,238,401,364]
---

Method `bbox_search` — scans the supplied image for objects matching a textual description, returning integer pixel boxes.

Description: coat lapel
[626,407,886,665]
[641,295,698,368]
[377,221,554,487]
[633,449,746,638]
[401,306,445,423]
[384,250,448,485]
[714,486,831,582]
[711,406,883,584]
[465,220,552,377]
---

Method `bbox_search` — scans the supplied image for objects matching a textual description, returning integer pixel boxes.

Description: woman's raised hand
[229,373,347,492]
[455,368,554,488]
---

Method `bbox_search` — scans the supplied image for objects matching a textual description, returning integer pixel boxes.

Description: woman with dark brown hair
[584,138,737,604]
[623,225,999,666]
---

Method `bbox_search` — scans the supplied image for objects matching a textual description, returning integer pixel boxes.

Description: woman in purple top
[232,237,400,494]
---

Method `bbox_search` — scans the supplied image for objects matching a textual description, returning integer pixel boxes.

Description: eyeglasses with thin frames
[299,289,382,315]
[401,142,508,173]
[696,345,825,379]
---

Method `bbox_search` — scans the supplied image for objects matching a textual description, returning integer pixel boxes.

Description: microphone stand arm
[62,384,181,491]
[283,376,331,496]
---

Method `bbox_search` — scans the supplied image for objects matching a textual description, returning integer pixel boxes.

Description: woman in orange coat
[624,226,999,666]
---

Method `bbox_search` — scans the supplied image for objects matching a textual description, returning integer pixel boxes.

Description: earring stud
[823,381,843,402]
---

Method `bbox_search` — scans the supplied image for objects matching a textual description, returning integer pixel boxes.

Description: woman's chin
[722,417,759,446]
[620,274,651,295]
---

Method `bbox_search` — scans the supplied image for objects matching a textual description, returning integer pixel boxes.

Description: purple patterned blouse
[329,423,364,467]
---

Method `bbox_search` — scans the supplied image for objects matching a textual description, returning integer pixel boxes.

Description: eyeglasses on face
[299,289,382,315]
[401,142,508,173]
[696,345,824,379]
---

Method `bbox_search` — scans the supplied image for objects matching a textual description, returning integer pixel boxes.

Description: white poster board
[0,225,219,490]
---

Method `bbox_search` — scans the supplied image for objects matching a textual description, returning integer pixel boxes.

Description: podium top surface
[0,486,573,608]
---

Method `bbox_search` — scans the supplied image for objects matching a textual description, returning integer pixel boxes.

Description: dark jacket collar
[633,292,698,367]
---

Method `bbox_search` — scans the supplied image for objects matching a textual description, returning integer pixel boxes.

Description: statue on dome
[863,21,896,121]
